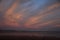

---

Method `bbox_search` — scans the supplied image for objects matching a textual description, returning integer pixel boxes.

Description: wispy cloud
[0,0,60,31]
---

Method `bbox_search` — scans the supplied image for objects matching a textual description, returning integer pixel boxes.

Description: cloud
[0,0,60,31]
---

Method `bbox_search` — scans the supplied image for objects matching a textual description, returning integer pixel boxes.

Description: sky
[0,0,60,31]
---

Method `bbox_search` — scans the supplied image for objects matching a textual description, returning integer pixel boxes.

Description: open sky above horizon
[0,0,60,31]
